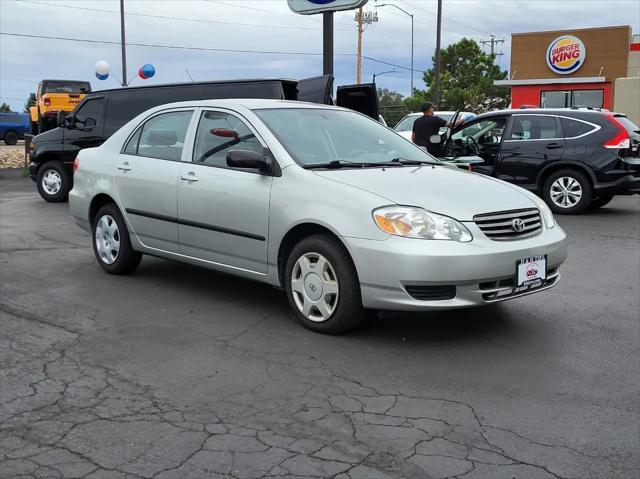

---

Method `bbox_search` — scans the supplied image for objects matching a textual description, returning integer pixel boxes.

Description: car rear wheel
[588,195,614,210]
[92,204,142,275]
[285,234,363,334]
[36,161,70,202]
[542,169,593,214]
[4,131,18,145]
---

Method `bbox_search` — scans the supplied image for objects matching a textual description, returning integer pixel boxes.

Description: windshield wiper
[303,160,404,169]
[390,157,439,165]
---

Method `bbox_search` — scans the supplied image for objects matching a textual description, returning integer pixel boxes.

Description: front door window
[451,118,506,166]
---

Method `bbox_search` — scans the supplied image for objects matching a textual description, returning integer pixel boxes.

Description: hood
[32,127,62,143]
[313,165,536,221]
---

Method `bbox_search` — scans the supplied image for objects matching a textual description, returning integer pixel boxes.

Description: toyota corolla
[69,99,567,333]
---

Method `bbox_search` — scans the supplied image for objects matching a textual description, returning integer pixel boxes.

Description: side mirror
[56,111,68,128]
[226,149,271,173]
[429,134,441,144]
[211,128,238,139]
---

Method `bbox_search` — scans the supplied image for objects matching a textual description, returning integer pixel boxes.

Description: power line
[0,31,425,73]
[9,0,355,32]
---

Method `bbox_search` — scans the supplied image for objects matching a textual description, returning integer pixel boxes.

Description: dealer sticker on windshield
[517,255,546,286]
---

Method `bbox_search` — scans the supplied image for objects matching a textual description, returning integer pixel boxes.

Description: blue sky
[1,0,639,112]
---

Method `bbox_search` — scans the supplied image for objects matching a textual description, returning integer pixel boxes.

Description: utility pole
[354,8,378,84]
[356,7,363,84]
[480,35,506,63]
[120,0,127,87]
[434,0,442,107]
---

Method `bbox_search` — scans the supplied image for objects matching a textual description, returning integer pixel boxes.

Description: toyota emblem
[512,218,525,232]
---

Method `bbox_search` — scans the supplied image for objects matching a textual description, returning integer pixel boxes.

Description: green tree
[24,94,36,113]
[377,88,404,107]
[422,38,509,112]
[0,102,12,113]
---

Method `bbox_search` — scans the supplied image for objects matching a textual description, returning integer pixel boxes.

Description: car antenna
[185,69,206,100]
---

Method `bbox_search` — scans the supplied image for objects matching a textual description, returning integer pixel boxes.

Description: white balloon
[95,60,110,76]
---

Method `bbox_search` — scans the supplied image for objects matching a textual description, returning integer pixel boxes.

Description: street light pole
[372,70,396,83]
[377,3,414,95]
[434,0,443,107]
[120,0,127,87]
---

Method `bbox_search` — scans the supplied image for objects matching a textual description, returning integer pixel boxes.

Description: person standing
[412,102,464,155]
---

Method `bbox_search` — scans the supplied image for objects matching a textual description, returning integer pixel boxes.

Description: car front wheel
[285,235,363,334]
[36,161,70,202]
[92,204,142,275]
[542,169,593,214]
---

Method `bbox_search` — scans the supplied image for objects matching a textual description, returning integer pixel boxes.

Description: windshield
[254,108,439,167]
[42,81,91,94]
[394,114,419,131]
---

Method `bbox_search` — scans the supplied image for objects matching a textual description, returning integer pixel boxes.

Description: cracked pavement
[1,169,638,478]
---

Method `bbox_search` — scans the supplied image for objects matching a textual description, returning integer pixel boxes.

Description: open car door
[297,76,379,121]
[296,75,334,104]
[439,109,460,156]
[336,83,379,120]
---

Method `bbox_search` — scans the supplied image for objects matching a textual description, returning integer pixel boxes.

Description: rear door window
[560,118,597,138]
[126,110,193,161]
[509,115,560,140]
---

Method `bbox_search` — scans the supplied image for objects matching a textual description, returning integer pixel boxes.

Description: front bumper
[346,223,567,311]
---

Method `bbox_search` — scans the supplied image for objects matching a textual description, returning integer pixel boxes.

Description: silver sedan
[70,99,567,333]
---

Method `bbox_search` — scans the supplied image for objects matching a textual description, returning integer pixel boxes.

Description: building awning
[494,77,606,87]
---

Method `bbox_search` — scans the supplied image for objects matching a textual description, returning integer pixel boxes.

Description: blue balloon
[95,72,109,80]
[139,64,155,79]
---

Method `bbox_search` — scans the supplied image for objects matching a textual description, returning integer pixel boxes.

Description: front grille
[405,285,456,301]
[480,268,559,302]
[474,208,542,241]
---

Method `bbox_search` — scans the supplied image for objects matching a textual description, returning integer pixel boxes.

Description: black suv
[441,108,640,214]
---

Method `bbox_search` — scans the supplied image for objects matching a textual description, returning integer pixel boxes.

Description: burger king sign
[546,35,586,75]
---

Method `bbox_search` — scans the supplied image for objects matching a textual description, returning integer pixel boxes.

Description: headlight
[373,206,472,242]
[530,195,556,229]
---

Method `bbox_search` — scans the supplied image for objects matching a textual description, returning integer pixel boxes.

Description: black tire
[542,168,593,215]
[588,195,614,211]
[285,234,364,334]
[36,161,71,202]
[92,203,142,275]
[4,131,18,145]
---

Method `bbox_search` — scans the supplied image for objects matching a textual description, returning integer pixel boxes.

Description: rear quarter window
[560,118,597,138]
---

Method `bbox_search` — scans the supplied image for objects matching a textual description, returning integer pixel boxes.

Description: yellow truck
[30,79,91,134]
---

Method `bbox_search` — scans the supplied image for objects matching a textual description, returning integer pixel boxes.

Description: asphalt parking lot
[1,168,638,479]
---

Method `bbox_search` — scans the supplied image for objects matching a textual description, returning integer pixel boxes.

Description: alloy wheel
[42,170,62,195]
[291,252,339,322]
[95,215,121,265]
[550,176,583,208]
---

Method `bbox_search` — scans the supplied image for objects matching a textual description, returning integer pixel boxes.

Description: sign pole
[323,11,334,76]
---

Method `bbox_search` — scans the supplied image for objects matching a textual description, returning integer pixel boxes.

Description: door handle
[545,142,563,149]
[116,162,131,171]
[180,172,199,182]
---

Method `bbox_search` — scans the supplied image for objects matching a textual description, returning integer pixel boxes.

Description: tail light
[44,98,51,106]
[603,114,630,149]
[73,157,79,175]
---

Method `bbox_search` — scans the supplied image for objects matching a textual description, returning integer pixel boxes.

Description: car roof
[144,98,345,111]
[476,108,618,118]
[91,78,297,95]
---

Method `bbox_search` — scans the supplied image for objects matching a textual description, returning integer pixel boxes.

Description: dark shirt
[412,115,447,152]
